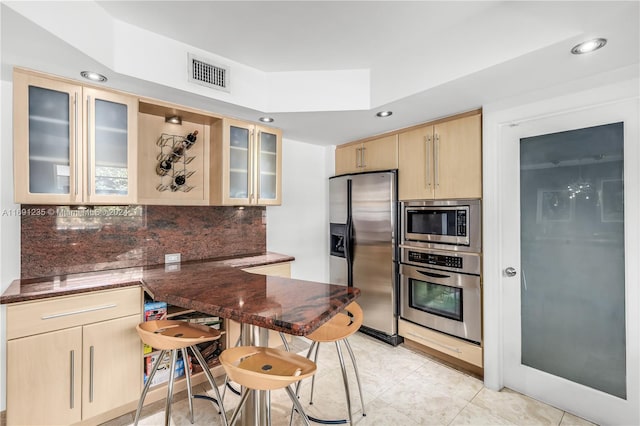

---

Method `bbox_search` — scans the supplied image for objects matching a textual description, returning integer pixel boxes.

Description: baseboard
[403,338,484,380]
[359,325,404,346]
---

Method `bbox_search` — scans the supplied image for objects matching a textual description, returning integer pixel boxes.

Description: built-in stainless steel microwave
[401,199,481,252]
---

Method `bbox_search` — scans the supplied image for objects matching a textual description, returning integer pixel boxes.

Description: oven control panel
[407,250,463,269]
[401,246,481,275]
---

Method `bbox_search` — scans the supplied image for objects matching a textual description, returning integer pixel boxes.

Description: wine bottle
[181,130,198,150]
[155,159,173,176]
[170,174,186,192]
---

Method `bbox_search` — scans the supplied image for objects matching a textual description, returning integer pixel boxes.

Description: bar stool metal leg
[189,344,229,426]
[134,349,167,425]
[181,348,195,424]
[344,339,366,417]
[335,341,354,426]
[308,342,320,405]
[285,385,312,426]
[165,349,179,426]
[228,388,251,426]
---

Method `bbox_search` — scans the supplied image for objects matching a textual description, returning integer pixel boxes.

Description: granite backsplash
[21,205,266,279]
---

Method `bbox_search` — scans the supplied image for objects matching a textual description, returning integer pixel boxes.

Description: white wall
[266,138,333,282]
[0,79,21,412]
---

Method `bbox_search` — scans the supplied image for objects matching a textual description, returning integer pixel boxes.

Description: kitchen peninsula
[1,253,359,425]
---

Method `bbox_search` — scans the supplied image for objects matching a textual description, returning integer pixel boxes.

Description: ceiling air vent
[188,53,229,92]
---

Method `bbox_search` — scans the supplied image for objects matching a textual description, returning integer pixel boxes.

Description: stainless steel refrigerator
[329,170,401,346]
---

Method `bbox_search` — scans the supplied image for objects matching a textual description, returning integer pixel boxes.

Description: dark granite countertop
[1,251,360,336]
[141,261,360,336]
[0,252,294,304]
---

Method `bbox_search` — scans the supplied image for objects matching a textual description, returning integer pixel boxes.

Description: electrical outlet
[165,253,181,264]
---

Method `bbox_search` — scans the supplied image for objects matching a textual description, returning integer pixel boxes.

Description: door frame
[482,78,639,424]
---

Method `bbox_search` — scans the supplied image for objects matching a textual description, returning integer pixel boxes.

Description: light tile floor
[103,332,597,426]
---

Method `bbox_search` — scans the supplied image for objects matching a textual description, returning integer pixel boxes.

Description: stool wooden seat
[133,320,228,426]
[298,302,365,425]
[220,346,317,425]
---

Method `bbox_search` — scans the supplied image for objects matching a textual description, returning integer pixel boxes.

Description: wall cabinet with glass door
[211,118,282,206]
[13,68,138,205]
[335,134,398,175]
[398,112,482,200]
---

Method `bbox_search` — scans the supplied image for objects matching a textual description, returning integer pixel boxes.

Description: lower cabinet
[6,287,142,425]
[398,318,483,368]
[82,315,143,419]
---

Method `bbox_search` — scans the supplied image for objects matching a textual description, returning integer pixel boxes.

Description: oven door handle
[417,270,450,279]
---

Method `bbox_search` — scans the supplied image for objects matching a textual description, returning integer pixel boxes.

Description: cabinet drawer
[7,287,142,340]
[399,319,482,367]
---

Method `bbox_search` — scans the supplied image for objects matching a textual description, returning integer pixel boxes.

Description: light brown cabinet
[137,100,216,205]
[138,104,282,206]
[398,113,482,200]
[6,287,142,425]
[335,134,398,175]
[211,118,282,206]
[13,68,138,205]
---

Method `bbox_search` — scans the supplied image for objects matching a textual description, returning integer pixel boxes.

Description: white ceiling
[2,1,639,146]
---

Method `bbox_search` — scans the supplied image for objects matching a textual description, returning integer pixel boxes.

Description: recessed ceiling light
[259,116,274,123]
[571,38,607,55]
[80,71,108,82]
[376,111,393,118]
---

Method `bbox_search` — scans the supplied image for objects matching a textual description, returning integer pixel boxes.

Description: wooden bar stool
[222,330,291,400]
[297,302,366,425]
[133,320,229,426]
[220,345,317,426]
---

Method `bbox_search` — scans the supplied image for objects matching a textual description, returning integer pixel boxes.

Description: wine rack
[155,133,197,193]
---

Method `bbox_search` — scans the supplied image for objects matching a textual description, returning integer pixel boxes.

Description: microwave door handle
[417,270,450,279]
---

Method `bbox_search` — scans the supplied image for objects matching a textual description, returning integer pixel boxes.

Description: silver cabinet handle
[74,92,79,197]
[255,130,261,203]
[434,133,440,188]
[425,135,431,188]
[70,350,75,409]
[86,96,91,197]
[407,332,462,353]
[361,146,367,168]
[504,267,517,277]
[41,303,117,320]
[355,147,361,168]
[89,345,95,402]
[248,129,254,203]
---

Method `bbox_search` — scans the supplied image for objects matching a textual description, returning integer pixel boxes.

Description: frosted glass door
[520,122,625,398]
[28,85,71,194]
[93,99,129,195]
[229,125,250,200]
[258,130,278,201]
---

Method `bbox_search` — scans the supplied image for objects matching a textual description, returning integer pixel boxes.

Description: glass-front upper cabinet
[218,118,281,206]
[228,123,251,202]
[14,71,82,204]
[84,87,137,204]
[13,69,137,205]
[256,126,282,205]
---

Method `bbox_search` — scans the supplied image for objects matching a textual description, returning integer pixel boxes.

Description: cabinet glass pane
[259,131,277,200]
[520,122,626,399]
[94,99,128,195]
[229,126,249,198]
[28,86,70,194]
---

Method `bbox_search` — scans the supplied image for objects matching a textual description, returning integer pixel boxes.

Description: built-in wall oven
[400,247,482,344]
[400,199,482,345]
